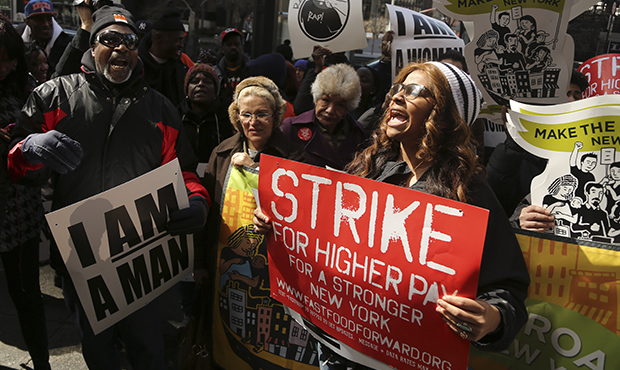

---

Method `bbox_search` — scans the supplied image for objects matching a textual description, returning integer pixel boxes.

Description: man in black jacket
[8,6,209,370]
[138,10,190,107]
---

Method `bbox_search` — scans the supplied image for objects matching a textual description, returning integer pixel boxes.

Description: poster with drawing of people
[288,0,367,58]
[436,0,574,107]
[507,95,620,244]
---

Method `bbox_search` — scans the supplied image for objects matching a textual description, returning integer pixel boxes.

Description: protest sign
[258,155,490,370]
[287,0,366,59]
[387,5,465,81]
[470,229,620,369]
[436,0,574,108]
[45,159,191,335]
[211,164,318,370]
[578,54,620,99]
[507,95,620,242]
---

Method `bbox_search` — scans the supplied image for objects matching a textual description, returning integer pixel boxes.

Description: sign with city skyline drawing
[507,95,620,243]
[469,230,620,369]
[258,155,489,370]
[436,0,574,107]
[288,0,367,58]
[210,164,319,370]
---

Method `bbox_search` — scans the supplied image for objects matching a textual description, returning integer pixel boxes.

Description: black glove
[21,130,83,174]
[168,195,208,235]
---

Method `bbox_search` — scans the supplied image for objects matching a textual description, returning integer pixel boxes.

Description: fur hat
[229,76,287,132]
[89,6,137,45]
[184,63,219,95]
[427,61,482,126]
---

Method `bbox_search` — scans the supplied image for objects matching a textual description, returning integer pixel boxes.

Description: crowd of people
[1,0,605,369]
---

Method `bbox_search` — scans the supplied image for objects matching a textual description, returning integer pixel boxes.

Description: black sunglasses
[96,30,139,50]
[389,82,434,101]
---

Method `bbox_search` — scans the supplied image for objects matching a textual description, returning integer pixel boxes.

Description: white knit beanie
[427,61,482,126]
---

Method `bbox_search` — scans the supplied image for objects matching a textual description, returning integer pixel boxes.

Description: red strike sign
[259,155,489,370]
[579,53,620,99]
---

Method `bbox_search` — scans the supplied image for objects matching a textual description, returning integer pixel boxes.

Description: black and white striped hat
[427,61,482,126]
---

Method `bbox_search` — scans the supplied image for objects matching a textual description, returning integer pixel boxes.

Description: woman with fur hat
[255,62,529,369]
[281,63,368,170]
[179,63,233,163]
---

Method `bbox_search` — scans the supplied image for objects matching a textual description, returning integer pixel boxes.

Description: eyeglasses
[389,82,434,101]
[239,112,272,123]
[95,30,139,51]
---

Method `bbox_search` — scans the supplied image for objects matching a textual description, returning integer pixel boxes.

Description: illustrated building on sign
[477,65,560,101]
[520,236,620,335]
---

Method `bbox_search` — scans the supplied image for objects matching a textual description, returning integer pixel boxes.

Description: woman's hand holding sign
[436,295,502,342]
[253,207,271,234]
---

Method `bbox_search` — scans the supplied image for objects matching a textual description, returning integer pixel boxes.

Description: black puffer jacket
[178,97,234,163]
[8,50,208,273]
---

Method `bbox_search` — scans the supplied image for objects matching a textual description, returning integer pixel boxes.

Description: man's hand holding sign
[256,155,489,370]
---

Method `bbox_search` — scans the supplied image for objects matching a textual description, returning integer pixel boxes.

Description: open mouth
[388,109,408,126]
[110,58,129,71]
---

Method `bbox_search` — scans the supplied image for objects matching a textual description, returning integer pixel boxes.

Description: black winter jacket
[8,51,208,274]
[178,97,234,163]
[138,34,189,107]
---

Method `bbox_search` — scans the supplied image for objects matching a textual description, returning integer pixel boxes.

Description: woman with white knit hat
[255,61,531,369]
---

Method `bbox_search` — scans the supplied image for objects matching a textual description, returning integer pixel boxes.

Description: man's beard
[97,60,133,84]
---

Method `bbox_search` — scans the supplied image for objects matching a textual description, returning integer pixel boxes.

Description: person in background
[294,58,307,87]
[567,69,588,102]
[7,7,209,369]
[353,65,379,120]
[21,0,72,71]
[293,44,333,115]
[177,63,232,324]
[283,60,299,102]
[139,10,191,107]
[359,31,395,134]
[217,27,250,105]
[246,52,296,119]
[0,14,50,370]
[281,63,368,170]
[24,42,49,87]
[255,61,530,369]
[275,39,293,62]
[179,63,233,164]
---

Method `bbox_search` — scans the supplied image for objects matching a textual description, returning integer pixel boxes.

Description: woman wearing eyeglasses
[195,76,305,281]
[255,62,530,369]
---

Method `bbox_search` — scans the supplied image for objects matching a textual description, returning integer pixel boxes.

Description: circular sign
[298,0,350,42]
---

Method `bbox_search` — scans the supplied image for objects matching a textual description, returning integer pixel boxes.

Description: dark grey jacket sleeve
[53,28,91,78]
[470,180,531,352]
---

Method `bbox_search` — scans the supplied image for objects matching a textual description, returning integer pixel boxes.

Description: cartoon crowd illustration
[474,4,560,105]
[544,142,620,243]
